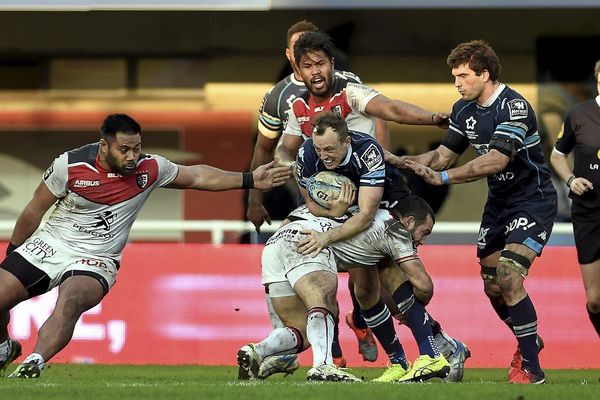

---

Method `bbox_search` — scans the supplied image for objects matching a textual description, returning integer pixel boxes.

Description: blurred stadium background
[0,1,598,369]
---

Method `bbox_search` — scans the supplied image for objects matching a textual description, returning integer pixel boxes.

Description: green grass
[1,365,599,400]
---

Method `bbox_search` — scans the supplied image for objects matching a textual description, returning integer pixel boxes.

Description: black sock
[587,306,600,337]
[489,296,515,333]
[393,281,439,358]
[509,295,541,373]
[331,318,343,358]
[362,299,408,368]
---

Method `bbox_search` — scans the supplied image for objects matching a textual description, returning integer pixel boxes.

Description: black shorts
[571,200,600,264]
[0,252,51,297]
[476,193,557,259]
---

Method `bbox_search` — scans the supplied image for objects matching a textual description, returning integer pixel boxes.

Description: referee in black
[550,59,600,337]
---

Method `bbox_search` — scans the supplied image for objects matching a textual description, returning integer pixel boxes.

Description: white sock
[266,294,285,330]
[22,353,45,369]
[306,308,335,367]
[254,327,300,359]
[0,339,9,362]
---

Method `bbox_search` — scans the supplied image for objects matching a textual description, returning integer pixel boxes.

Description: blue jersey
[295,131,402,205]
[446,84,555,203]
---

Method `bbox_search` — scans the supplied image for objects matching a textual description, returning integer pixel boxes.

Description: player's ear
[331,57,335,69]
[481,69,490,82]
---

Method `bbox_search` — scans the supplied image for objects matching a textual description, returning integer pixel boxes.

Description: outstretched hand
[432,112,450,129]
[252,161,293,190]
[404,159,443,185]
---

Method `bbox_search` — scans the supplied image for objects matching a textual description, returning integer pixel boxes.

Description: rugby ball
[306,171,357,208]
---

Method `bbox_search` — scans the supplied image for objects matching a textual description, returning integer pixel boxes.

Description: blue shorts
[476,194,557,259]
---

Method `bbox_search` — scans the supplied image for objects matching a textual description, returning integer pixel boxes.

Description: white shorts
[15,231,118,294]
[261,225,337,298]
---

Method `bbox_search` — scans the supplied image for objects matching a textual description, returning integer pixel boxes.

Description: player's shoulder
[451,98,476,118]
[265,74,305,99]
[567,98,597,119]
[333,69,362,84]
[350,130,380,150]
[498,85,533,121]
[66,143,99,166]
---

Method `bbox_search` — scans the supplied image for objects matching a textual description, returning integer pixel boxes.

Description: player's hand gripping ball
[306,171,357,209]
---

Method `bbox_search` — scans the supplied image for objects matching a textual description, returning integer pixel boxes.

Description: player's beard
[106,151,136,176]
[308,72,333,99]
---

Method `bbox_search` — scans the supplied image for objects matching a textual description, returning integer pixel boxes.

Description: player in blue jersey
[388,40,557,384]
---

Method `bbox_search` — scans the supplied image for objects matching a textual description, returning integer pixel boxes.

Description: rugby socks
[587,306,600,337]
[393,282,440,358]
[509,295,541,373]
[254,327,302,359]
[361,299,409,368]
[306,307,335,367]
[22,353,45,369]
[489,297,515,333]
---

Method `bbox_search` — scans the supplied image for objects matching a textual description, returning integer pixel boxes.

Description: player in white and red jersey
[275,30,449,170]
[0,113,291,379]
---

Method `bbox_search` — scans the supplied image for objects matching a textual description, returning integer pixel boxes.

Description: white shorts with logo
[261,226,337,297]
[15,230,118,294]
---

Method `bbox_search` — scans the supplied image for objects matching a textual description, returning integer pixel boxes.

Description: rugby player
[0,113,291,378]
[391,40,556,384]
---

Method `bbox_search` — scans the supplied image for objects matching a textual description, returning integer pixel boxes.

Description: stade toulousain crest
[136,173,149,189]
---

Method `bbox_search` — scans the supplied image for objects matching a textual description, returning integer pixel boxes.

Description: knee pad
[498,250,532,278]
[480,265,498,284]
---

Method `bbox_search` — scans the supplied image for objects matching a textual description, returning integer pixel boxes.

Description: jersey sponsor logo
[507,99,528,120]
[285,94,298,110]
[491,171,515,181]
[43,161,55,181]
[107,172,122,178]
[75,258,114,274]
[314,106,324,112]
[504,217,536,235]
[538,231,547,242]
[360,144,383,171]
[136,173,149,189]
[73,211,117,238]
[74,179,100,188]
[23,237,57,262]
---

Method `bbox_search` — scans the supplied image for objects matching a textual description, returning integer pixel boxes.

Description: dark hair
[393,195,435,226]
[294,31,334,67]
[594,59,600,81]
[100,114,141,139]
[447,40,502,81]
[312,111,348,142]
[286,20,319,48]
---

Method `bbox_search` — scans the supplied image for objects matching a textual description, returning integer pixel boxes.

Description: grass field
[1,365,599,400]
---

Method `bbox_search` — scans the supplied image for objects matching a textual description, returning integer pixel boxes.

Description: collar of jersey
[479,83,506,108]
[338,144,353,167]
[290,73,304,86]
[595,95,600,108]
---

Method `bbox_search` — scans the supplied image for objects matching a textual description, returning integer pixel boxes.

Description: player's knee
[498,250,531,278]
[352,283,379,308]
[587,295,600,314]
[411,279,433,305]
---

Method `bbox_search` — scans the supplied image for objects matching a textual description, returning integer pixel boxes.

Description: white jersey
[40,143,178,260]
[287,205,420,270]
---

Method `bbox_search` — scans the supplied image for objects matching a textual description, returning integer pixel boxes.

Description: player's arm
[364,94,449,128]
[385,144,460,171]
[395,258,434,305]
[405,148,509,186]
[8,181,58,250]
[298,186,382,256]
[247,132,279,231]
[550,149,593,196]
[167,162,291,191]
[275,133,303,170]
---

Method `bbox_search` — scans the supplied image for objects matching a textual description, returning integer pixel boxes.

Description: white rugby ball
[306,171,357,208]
